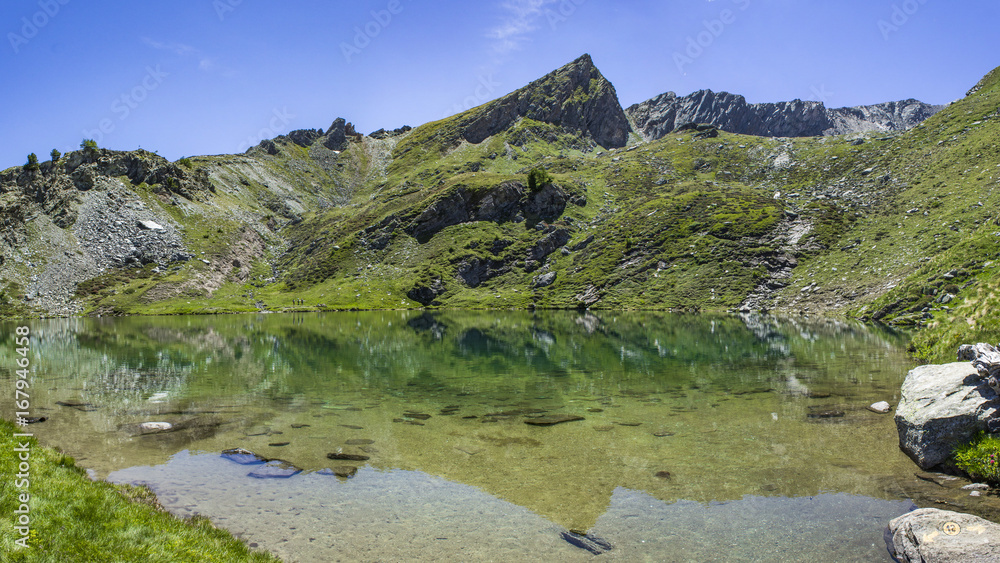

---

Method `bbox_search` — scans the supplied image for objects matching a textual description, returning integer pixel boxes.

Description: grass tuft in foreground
[0,419,280,562]
[954,431,1000,485]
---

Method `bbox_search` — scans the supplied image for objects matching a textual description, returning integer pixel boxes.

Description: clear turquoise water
[1,311,922,561]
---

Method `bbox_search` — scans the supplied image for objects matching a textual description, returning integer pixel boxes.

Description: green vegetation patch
[954,431,1000,485]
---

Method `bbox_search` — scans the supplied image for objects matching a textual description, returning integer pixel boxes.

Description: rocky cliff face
[626,89,943,140]
[459,54,631,149]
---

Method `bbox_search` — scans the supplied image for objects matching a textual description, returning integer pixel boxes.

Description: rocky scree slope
[626,89,943,140]
[2,55,1000,364]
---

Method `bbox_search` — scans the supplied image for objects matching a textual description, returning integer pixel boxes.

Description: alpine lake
[4,311,998,562]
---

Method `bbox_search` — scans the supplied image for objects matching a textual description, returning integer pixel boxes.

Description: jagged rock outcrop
[249,117,361,155]
[405,182,570,241]
[886,508,1000,562]
[626,89,942,140]
[457,54,630,149]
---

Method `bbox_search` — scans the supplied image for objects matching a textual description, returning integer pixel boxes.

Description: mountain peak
[456,54,630,149]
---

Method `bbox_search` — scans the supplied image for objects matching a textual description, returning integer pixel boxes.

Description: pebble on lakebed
[138,422,173,433]
[867,401,891,414]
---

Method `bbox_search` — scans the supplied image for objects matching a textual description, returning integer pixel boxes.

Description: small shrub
[178,157,193,168]
[24,153,39,172]
[81,138,98,157]
[943,283,960,295]
[954,431,1000,484]
[527,168,553,192]
[50,148,61,162]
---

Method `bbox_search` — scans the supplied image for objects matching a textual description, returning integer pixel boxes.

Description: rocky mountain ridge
[626,89,943,140]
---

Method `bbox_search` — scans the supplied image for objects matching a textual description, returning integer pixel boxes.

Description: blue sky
[1,0,998,168]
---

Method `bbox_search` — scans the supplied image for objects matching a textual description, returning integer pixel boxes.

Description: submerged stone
[524,414,585,426]
[318,466,358,478]
[327,452,370,461]
[345,439,375,445]
[138,422,172,433]
[868,401,892,414]
[560,531,613,555]
[248,460,302,479]
[807,409,845,419]
[221,448,268,465]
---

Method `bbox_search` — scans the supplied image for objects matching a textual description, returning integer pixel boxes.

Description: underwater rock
[319,466,358,478]
[560,531,613,555]
[221,448,268,465]
[524,414,585,426]
[327,452,370,461]
[248,460,302,479]
[868,401,892,414]
[807,409,845,419]
[345,439,375,445]
[138,422,172,433]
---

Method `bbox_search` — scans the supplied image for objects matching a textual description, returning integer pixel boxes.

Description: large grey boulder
[886,508,1000,562]
[894,362,998,469]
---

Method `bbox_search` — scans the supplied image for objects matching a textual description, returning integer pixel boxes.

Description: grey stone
[894,362,998,469]
[533,272,556,288]
[886,508,1000,562]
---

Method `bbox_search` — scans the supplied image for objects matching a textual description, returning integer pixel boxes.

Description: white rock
[137,220,165,231]
[962,483,991,491]
[868,401,892,414]
[139,422,173,433]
